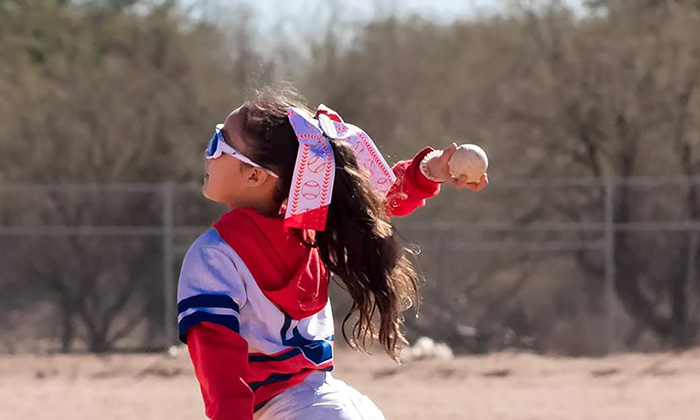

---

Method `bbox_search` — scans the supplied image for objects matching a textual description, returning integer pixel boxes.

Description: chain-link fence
[1,177,698,355]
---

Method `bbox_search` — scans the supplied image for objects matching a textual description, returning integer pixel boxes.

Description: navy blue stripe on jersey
[252,366,334,413]
[249,372,296,392]
[178,311,240,343]
[249,366,335,393]
[178,294,240,315]
[248,348,302,363]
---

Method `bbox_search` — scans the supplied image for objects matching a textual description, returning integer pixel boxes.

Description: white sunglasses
[206,124,279,178]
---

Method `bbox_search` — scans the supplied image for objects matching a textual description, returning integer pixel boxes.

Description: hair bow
[284,105,397,231]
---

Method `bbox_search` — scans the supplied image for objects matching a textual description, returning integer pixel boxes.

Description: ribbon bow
[284,105,397,231]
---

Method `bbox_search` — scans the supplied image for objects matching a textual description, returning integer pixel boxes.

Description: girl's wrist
[419,150,446,183]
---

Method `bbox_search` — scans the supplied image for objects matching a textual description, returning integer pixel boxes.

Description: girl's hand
[425,143,489,191]
[452,172,489,191]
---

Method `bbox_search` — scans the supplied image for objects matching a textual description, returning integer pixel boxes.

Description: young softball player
[177,87,488,420]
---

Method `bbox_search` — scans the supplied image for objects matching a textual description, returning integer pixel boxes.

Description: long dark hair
[239,86,420,360]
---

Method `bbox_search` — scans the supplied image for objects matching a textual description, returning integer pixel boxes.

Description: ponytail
[316,141,420,360]
[240,86,421,360]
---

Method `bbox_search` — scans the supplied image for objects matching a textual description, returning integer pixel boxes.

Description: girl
[177,87,488,420]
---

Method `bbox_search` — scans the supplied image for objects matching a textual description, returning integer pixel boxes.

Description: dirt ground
[2,348,700,420]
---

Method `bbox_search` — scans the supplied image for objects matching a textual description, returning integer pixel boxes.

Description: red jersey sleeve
[385,147,442,217]
[186,322,254,420]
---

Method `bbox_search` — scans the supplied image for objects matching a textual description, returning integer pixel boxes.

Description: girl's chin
[201,187,229,206]
[201,180,214,200]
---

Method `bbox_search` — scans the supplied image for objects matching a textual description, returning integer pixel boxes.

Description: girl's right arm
[385,145,488,217]
[177,240,252,420]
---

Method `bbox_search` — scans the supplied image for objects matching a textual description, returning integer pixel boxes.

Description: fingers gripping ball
[448,144,488,183]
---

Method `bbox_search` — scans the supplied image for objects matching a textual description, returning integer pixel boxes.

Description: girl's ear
[246,168,269,187]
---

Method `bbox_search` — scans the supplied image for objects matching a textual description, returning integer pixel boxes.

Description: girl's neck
[229,199,281,219]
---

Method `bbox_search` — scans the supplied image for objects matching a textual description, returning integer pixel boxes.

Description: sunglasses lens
[206,134,217,157]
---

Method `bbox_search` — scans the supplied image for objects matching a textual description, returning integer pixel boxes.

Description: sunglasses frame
[206,124,279,178]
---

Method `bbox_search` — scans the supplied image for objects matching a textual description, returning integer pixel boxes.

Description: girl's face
[202,107,278,211]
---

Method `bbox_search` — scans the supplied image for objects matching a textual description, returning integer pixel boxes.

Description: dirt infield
[2,348,699,419]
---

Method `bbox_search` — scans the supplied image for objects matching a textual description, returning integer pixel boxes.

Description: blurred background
[2,0,700,419]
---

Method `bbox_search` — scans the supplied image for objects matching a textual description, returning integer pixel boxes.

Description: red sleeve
[385,147,442,217]
[187,322,254,420]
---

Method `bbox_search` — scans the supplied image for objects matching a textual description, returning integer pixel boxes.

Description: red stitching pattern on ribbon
[334,122,348,136]
[291,144,309,214]
[320,141,332,204]
[297,133,324,141]
[356,131,392,179]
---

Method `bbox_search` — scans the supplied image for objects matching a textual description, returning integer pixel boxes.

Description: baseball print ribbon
[284,105,397,231]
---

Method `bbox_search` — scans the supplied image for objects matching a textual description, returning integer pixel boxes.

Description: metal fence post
[162,182,176,348]
[603,179,617,354]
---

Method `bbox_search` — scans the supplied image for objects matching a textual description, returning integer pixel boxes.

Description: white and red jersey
[178,148,442,420]
[178,224,336,411]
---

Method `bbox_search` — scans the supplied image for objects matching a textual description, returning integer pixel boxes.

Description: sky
[185,0,587,36]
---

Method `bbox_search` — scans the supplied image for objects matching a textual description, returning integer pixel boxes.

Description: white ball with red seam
[448,144,488,183]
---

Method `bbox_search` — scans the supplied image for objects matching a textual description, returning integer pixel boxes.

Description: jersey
[178,227,335,413]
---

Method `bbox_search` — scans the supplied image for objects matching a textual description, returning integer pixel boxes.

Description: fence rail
[1,177,697,352]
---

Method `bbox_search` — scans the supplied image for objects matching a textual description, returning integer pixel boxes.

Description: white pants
[254,371,386,420]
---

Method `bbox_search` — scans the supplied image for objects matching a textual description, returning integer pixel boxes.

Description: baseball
[448,144,488,183]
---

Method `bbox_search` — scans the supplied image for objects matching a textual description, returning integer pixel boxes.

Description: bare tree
[0,0,264,351]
